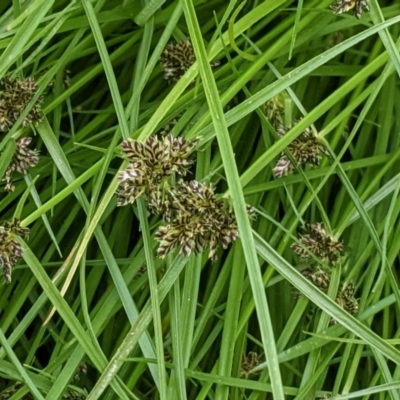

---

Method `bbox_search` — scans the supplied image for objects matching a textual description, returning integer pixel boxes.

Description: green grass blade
[81,0,129,140]
[181,0,285,398]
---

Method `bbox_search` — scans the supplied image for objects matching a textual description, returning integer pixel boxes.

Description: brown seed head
[273,120,329,178]
[117,135,198,209]
[155,180,252,261]
[0,76,43,132]
[3,137,40,191]
[159,39,219,83]
[0,219,29,283]
[291,222,343,265]
[330,0,369,19]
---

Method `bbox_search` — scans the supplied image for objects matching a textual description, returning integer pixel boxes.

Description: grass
[0,0,400,399]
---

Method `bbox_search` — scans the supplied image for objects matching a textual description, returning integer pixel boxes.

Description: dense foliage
[0,0,400,399]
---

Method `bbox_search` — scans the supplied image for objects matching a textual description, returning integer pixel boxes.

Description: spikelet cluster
[273,120,330,178]
[155,180,254,260]
[158,116,180,136]
[330,0,369,19]
[0,76,43,132]
[0,384,26,400]
[116,135,198,212]
[292,223,357,321]
[291,223,343,265]
[263,94,286,127]
[72,362,88,382]
[240,351,261,378]
[134,264,147,279]
[331,281,358,323]
[117,135,253,260]
[301,267,331,293]
[3,137,39,191]
[326,32,345,49]
[0,219,29,283]
[46,69,71,90]
[299,268,358,323]
[62,391,86,400]
[159,39,219,83]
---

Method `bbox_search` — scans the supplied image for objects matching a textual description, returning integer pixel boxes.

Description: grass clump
[2,0,400,399]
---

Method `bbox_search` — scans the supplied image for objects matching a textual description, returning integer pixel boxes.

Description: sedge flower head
[0,219,29,283]
[240,352,261,378]
[263,93,286,127]
[330,0,369,19]
[3,137,39,191]
[273,120,330,178]
[159,39,219,83]
[0,76,43,132]
[291,223,343,265]
[155,180,254,261]
[297,267,358,324]
[116,135,198,212]
[331,281,358,324]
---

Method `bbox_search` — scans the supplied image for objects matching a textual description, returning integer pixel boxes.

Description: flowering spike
[330,0,369,19]
[159,39,219,83]
[331,282,358,324]
[117,135,198,211]
[273,120,329,178]
[0,219,29,283]
[263,93,287,127]
[3,137,40,191]
[154,180,253,261]
[240,352,262,379]
[0,76,44,132]
[291,222,343,265]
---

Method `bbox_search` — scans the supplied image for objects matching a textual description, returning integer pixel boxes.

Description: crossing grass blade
[2,1,400,399]
[181,0,285,398]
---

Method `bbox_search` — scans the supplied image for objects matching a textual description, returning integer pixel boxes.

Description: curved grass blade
[81,0,129,140]
[24,174,62,257]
